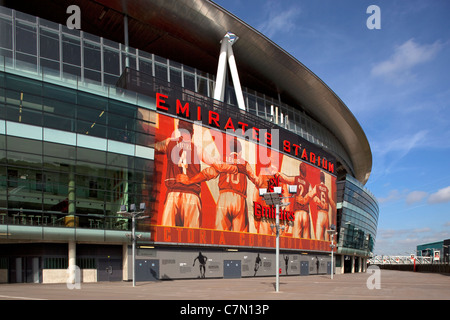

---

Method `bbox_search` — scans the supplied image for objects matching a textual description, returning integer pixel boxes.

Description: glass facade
[0,6,354,175]
[0,6,375,255]
[336,175,379,257]
[416,241,444,258]
[0,69,155,236]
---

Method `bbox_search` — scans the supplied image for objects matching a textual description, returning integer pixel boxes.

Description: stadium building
[0,0,378,283]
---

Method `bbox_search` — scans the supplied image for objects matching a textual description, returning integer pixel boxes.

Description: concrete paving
[0,269,449,301]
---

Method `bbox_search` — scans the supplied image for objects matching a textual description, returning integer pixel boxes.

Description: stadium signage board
[155,92,335,175]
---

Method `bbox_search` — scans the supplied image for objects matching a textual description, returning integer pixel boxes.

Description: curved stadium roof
[8,0,372,184]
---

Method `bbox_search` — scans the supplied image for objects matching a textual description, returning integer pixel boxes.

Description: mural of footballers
[277,162,314,239]
[312,171,336,240]
[252,166,277,235]
[176,137,258,232]
[154,120,202,228]
[151,111,337,251]
[215,138,258,232]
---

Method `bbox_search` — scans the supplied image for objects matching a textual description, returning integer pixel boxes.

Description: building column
[68,169,76,215]
[68,241,76,283]
[337,255,344,274]
[122,243,129,281]
[123,14,129,68]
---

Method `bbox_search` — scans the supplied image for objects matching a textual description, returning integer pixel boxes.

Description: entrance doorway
[344,255,352,273]
[9,257,40,283]
[354,257,360,272]
[135,259,159,281]
[97,258,123,281]
[223,260,241,278]
[300,261,309,276]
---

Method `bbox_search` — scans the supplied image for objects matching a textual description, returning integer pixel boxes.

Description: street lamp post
[118,203,148,287]
[259,185,295,292]
[327,224,337,280]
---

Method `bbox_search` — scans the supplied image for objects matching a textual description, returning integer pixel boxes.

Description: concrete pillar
[337,255,344,274]
[68,169,76,215]
[122,243,129,281]
[68,241,76,284]
[124,14,129,68]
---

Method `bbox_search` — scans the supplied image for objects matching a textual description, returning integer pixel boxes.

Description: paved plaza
[0,269,449,301]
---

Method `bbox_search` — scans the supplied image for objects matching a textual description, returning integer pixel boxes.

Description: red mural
[148,113,336,251]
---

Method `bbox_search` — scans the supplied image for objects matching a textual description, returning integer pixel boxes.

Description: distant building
[417,239,450,263]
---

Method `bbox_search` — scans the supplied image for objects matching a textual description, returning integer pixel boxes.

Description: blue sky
[214,0,450,255]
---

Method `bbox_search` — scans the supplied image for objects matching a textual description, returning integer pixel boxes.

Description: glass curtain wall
[0,72,154,231]
[337,175,379,256]
[0,6,353,173]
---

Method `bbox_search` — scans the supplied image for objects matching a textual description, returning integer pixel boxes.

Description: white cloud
[379,130,427,158]
[411,227,432,234]
[374,229,419,255]
[377,189,402,204]
[372,130,428,179]
[374,227,446,255]
[371,38,442,83]
[428,186,450,204]
[406,191,428,205]
[257,5,301,38]
[377,186,450,206]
